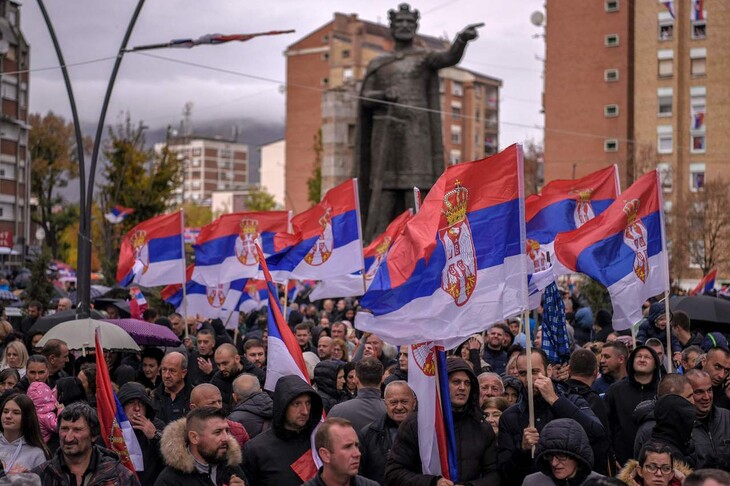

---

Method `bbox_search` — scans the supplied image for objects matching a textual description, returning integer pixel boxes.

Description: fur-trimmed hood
[159,417,242,473]
[618,459,692,486]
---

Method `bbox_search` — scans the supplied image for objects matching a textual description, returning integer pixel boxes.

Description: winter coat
[313,360,345,413]
[636,302,681,353]
[210,359,265,409]
[498,380,606,486]
[649,394,698,467]
[632,399,657,458]
[55,376,86,406]
[186,351,216,386]
[522,418,604,486]
[242,375,324,486]
[573,307,594,346]
[592,309,614,343]
[617,459,691,486]
[154,417,246,486]
[27,381,58,443]
[605,345,661,465]
[385,358,499,486]
[304,468,378,486]
[483,347,508,375]
[565,378,612,476]
[328,387,385,433]
[228,391,273,439]
[117,382,166,486]
[382,367,407,388]
[359,413,399,485]
[0,433,47,471]
[31,445,140,486]
[151,381,193,425]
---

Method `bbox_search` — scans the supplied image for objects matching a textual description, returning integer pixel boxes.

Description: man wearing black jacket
[210,343,265,409]
[186,328,217,386]
[386,357,500,486]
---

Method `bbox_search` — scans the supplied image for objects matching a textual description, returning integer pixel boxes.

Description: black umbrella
[90,298,131,318]
[670,295,730,326]
[28,309,106,335]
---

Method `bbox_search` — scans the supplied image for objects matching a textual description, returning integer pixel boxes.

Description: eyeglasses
[546,453,569,463]
[643,463,673,475]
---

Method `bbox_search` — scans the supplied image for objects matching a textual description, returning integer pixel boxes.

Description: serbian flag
[408,342,458,480]
[356,145,528,345]
[192,211,290,286]
[95,328,143,474]
[663,1,676,19]
[309,210,413,300]
[104,205,134,224]
[694,112,705,129]
[266,179,364,281]
[237,279,268,314]
[128,287,148,320]
[117,212,185,287]
[554,170,669,330]
[690,268,717,295]
[693,0,704,20]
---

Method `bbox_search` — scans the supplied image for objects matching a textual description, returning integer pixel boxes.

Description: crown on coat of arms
[622,199,640,224]
[240,218,258,236]
[375,236,392,256]
[130,230,147,249]
[573,188,594,201]
[527,239,541,252]
[442,180,468,226]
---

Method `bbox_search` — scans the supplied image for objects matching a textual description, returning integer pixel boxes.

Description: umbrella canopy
[91,298,131,318]
[37,318,140,352]
[103,318,181,347]
[29,309,106,335]
[68,286,106,305]
[670,295,730,326]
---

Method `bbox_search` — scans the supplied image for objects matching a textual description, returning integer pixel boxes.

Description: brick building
[0,0,29,258]
[285,12,501,213]
[544,0,729,279]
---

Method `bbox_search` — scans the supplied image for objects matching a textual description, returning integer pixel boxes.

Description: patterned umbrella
[103,318,181,347]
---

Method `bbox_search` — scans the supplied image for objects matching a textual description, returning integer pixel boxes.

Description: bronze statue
[355,3,482,240]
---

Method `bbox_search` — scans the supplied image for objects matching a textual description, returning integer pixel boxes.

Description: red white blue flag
[408,343,458,480]
[193,211,290,286]
[690,268,716,296]
[267,179,364,281]
[117,212,185,287]
[356,145,528,345]
[104,205,134,225]
[309,209,413,300]
[554,170,669,330]
[692,0,704,21]
[95,328,143,474]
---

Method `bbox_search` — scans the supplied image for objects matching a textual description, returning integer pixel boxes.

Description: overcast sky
[21,0,545,148]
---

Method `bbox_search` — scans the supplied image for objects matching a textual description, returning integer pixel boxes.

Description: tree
[307,129,323,206]
[246,186,278,211]
[95,114,183,285]
[522,139,544,195]
[27,249,55,307]
[180,201,212,228]
[29,112,90,260]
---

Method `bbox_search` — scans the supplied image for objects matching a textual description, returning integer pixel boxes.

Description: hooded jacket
[118,382,165,485]
[154,417,246,486]
[27,381,58,443]
[0,433,47,471]
[228,391,273,439]
[617,459,691,486]
[605,345,662,465]
[385,357,499,486]
[359,412,400,486]
[650,394,697,467]
[32,445,140,486]
[242,375,324,486]
[313,360,345,413]
[523,418,603,486]
[636,303,681,353]
[573,307,594,346]
[565,378,612,475]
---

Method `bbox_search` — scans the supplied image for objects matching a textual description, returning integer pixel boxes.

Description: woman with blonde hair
[0,341,28,378]
[331,338,349,362]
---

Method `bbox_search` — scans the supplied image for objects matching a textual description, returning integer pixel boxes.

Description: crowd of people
[0,286,726,486]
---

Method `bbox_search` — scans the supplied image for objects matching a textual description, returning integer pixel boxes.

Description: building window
[605,0,619,12]
[604,104,619,117]
[321,52,329,61]
[322,77,329,87]
[658,49,674,77]
[1,83,16,101]
[449,150,461,165]
[692,20,706,39]
[451,101,462,119]
[604,34,620,47]
[341,49,350,59]
[342,67,354,82]
[657,126,673,154]
[657,88,673,116]
[451,82,463,97]
[322,35,329,43]
[657,162,672,192]
[192,158,201,167]
[691,131,706,153]
[658,11,674,40]
[690,86,706,132]
[690,48,706,76]
[604,139,618,152]
[439,79,445,94]
[450,126,461,144]
[690,163,705,191]
[604,69,619,82]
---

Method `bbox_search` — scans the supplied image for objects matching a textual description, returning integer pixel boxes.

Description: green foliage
[95,114,183,286]
[581,277,612,314]
[246,186,278,211]
[29,112,90,260]
[307,129,323,206]
[27,248,55,307]
[180,202,212,228]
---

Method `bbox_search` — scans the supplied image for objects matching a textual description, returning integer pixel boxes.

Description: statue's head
[389,3,419,42]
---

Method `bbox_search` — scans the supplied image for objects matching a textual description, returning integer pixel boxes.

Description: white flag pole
[179,208,189,338]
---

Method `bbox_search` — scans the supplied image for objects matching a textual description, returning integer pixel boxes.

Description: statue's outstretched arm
[428,22,483,69]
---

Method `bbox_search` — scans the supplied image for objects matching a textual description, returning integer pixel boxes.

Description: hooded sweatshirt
[605,345,662,465]
[523,418,604,486]
[242,375,324,486]
[228,391,273,439]
[26,382,58,443]
[0,433,47,471]
[650,394,697,467]
[312,360,345,413]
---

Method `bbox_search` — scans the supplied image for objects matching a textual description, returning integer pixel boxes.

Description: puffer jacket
[618,459,691,486]
[565,378,612,476]
[242,375,324,486]
[154,417,246,486]
[313,359,345,413]
[385,357,499,486]
[228,391,273,439]
[32,446,140,486]
[27,381,58,443]
[522,418,603,486]
[636,302,681,353]
[693,405,730,469]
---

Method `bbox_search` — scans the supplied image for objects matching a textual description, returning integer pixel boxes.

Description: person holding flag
[385,357,499,486]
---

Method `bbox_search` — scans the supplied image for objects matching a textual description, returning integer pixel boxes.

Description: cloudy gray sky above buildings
[22,0,545,147]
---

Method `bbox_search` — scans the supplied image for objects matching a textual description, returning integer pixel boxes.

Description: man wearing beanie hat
[386,357,499,486]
